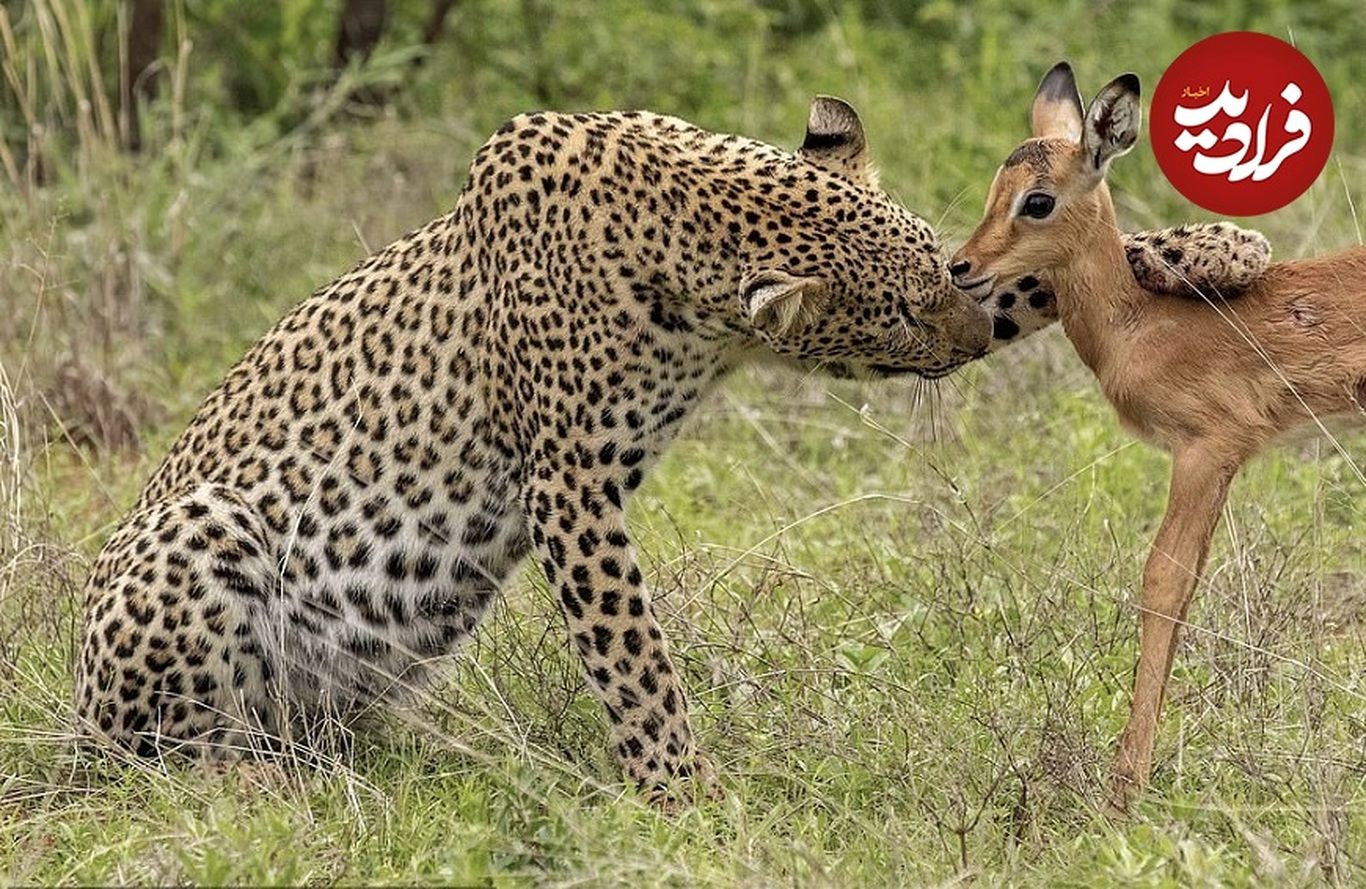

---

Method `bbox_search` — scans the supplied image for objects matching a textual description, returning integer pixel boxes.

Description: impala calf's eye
[1020,193,1055,219]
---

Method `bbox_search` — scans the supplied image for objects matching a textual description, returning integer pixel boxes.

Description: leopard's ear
[799,96,875,186]
[741,270,825,337]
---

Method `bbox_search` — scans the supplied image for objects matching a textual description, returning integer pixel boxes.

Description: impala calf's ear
[799,95,875,185]
[1083,73,1142,176]
[1031,61,1085,141]
[741,270,825,337]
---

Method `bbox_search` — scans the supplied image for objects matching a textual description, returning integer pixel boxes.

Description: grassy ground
[3,0,1365,884]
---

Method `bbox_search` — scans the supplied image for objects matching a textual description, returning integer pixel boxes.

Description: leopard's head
[735,96,991,380]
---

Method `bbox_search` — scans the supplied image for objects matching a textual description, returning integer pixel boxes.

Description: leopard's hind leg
[73,483,285,760]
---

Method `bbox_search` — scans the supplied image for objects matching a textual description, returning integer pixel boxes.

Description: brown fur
[953,63,1366,813]
[976,221,1272,351]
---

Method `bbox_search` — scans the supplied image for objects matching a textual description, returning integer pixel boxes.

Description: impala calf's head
[951,62,1141,293]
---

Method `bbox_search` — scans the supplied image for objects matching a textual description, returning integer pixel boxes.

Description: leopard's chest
[247,448,532,700]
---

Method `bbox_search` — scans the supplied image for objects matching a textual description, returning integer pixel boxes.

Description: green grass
[3,0,1365,884]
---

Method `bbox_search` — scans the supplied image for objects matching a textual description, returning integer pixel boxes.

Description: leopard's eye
[1019,193,1056,219]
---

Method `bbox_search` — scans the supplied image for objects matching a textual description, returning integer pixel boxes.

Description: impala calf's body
[953,61,1366,811]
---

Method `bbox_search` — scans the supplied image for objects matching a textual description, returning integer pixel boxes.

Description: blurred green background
[1,1,1363,884]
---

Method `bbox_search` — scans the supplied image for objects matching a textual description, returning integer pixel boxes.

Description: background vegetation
[2,0,1363,883]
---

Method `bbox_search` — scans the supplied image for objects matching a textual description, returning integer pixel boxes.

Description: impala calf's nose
[949,259,973,281]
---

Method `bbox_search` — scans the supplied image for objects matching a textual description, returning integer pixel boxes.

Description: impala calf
[952,61,1366,811]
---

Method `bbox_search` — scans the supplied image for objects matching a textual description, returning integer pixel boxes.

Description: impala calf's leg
[1110,447,1239,810]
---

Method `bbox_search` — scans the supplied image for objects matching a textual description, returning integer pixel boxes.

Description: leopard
[72,95,1270,801]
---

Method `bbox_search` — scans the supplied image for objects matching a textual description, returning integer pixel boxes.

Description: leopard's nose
[922,282,992,358]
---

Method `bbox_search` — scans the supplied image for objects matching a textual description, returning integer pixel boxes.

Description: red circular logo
[1150,32,1334,216]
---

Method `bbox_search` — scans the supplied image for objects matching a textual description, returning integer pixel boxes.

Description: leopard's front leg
[525,462,712,803]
